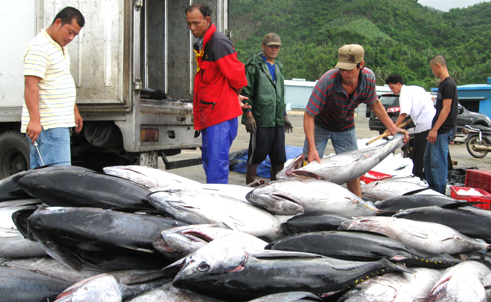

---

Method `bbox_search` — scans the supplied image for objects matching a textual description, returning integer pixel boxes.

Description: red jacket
[193,24,247,130]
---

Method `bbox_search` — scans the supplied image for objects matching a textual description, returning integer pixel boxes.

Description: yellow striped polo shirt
[21,29,76,132]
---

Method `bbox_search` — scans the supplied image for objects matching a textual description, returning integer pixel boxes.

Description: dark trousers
[411,130,429,179]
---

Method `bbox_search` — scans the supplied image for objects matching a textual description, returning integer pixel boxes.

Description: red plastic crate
[465,169,491,193]
[450,185,491,210]
[360,171,392,184]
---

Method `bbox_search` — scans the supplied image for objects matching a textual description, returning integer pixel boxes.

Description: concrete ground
[161,106,491,186]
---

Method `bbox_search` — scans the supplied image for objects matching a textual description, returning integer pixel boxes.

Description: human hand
[26,121,42,144]
[74,113,83,134]
[307,149,321,164]
[245,115,256,133]
[238,95,251,110]
[284,116,293,133]
[427,129,437,144]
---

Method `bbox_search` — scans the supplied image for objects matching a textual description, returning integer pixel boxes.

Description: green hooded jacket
[241,52,285,127]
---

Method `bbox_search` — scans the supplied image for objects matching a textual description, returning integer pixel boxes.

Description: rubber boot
[270,164,284,181]
[246,164,258,185]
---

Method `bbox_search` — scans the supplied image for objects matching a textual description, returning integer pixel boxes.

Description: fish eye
[197,262,210,272]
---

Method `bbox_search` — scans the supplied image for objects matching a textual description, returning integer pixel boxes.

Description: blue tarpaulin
[229,146,303,178]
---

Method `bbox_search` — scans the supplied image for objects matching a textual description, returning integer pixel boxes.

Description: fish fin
[161,258,186,277]
[441,202,485,209]
[401,187,432,195]
[377,209,399,215]
[249,249,324,259]
[119,246,155,253]
[475,238,490,254]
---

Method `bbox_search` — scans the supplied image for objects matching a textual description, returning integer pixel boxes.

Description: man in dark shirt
[303,44,408,197]
[425,55,458,194]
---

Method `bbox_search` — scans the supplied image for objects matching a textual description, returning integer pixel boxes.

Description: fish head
[281,154,305,178]
[176,244,247,280]
[153,224,227,260]
[56,274,121,301]
[246,183,305,215]
[162,233,264,288]
[147,190,201,212]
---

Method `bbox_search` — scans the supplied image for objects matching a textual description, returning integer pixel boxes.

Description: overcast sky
[418,0,491,12]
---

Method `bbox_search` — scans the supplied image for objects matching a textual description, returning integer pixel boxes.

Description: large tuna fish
[25,206,187,270]
[0,228,47,258]
[162,233,412,301]
[247,292,322,302]
[0,174,32,202]
[13,168,153,209]
[339,216,490,255]
[55,274,122,302]
[338,267,442,302]
[103,165,253,202]
[374,194,463,210]
[1,257,104,284]
[147,189,283,241]
[55,271,172,302]
[0,200,46,258]
[266,231,458,268]
[361,177,441,201]
[0,266,71,302]
[245,178,379,216]
[103,165,199,189]
[0,166,94,202]
[393,205,491,243]
[290,133,405,184]
[127,283,225,302]
[153,224,266,261]
[428,261,491,302]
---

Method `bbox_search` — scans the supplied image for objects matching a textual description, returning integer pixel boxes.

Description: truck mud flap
[160,151,202,170]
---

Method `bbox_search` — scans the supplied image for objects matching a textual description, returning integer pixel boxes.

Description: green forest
[229,0,491,90]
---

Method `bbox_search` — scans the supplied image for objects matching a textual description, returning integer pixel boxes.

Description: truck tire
[0,131,30,179]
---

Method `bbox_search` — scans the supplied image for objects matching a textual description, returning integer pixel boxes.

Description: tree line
[229,0,491,90]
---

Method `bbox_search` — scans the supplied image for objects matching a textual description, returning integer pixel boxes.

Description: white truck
[0,0,231,179]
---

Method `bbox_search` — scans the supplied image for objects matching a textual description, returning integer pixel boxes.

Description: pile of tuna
[1,136,491,301]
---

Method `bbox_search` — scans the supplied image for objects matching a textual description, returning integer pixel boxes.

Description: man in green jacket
[241,33,293,184]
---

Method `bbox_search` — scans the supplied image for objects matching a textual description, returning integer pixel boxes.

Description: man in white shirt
[385,74,436,179]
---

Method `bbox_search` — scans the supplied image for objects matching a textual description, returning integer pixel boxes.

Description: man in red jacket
[185,3,248,183]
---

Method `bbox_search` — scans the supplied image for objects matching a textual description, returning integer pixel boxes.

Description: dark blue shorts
[248,126,286,165]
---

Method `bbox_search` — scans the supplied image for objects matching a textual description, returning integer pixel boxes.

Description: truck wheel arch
[0,131,30,179]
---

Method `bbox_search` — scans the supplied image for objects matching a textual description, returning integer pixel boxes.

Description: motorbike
[462,124,491,158]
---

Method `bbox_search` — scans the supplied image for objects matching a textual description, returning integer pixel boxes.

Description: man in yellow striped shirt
[22,7,84,168]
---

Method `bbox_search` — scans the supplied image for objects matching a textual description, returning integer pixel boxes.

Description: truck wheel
[0,131,30,179]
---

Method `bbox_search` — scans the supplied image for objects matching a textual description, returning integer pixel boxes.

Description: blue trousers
[27,127,71,169]
[303,127,358,157]
[201,118,238,184]
[424,132,452,194]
